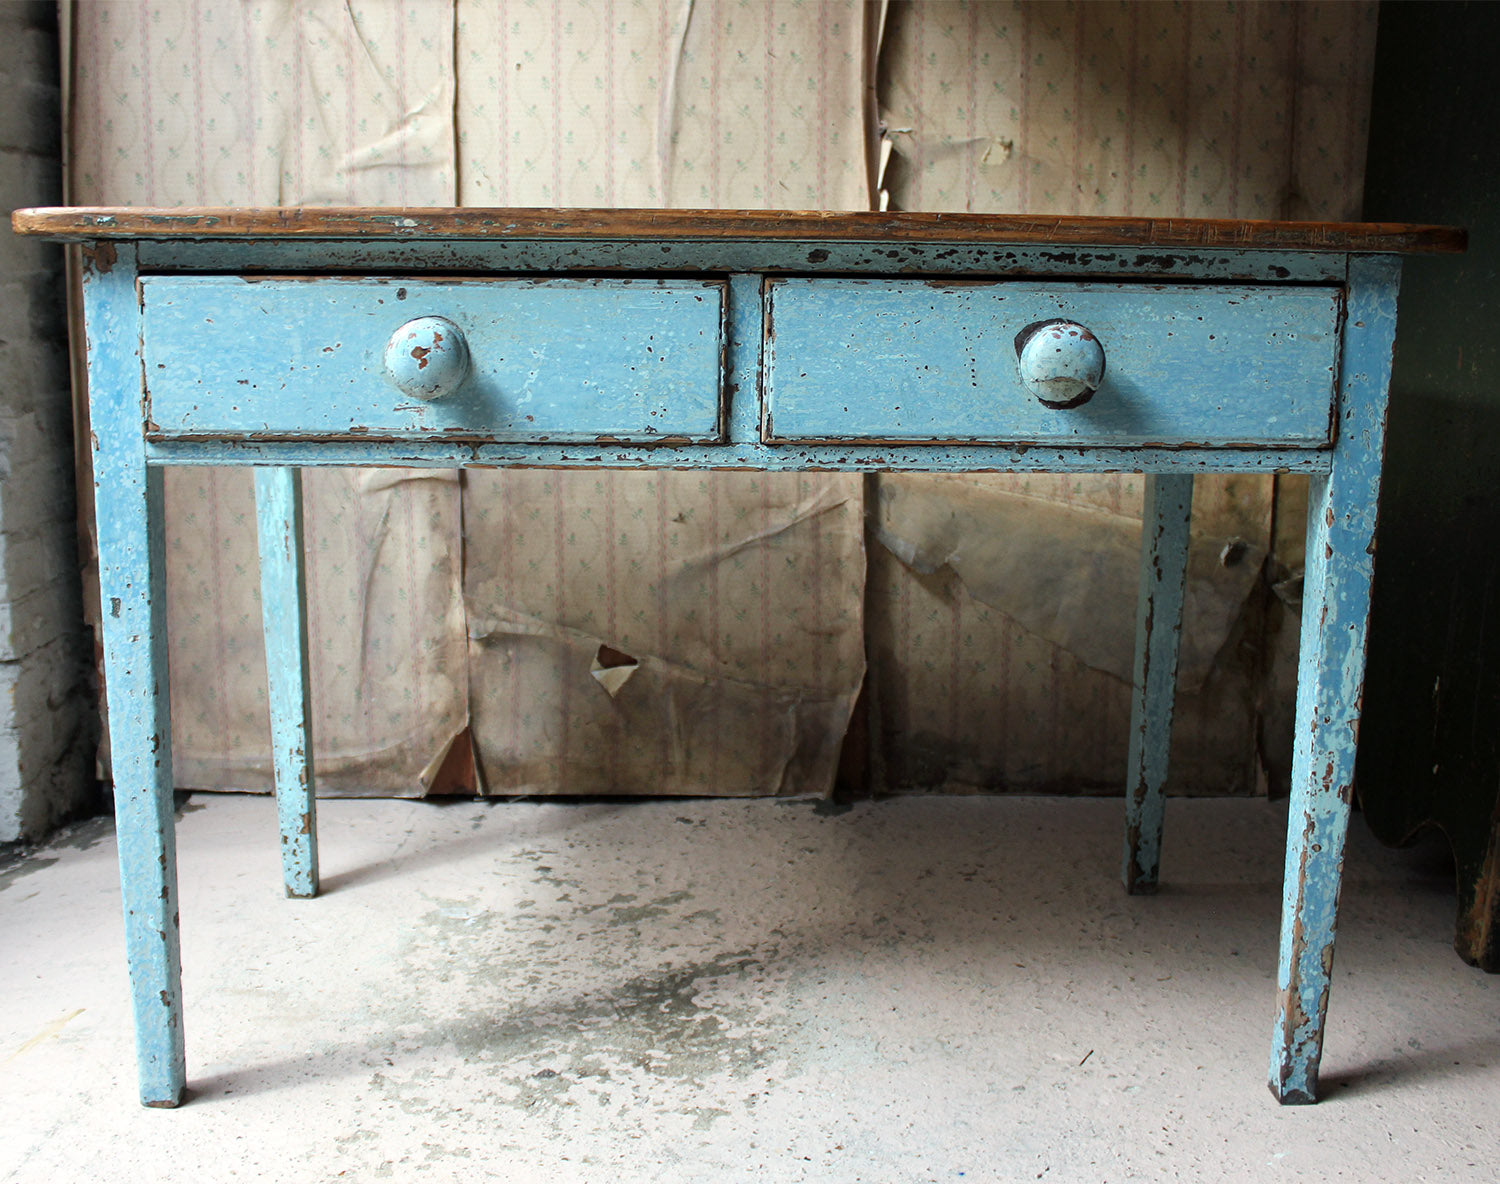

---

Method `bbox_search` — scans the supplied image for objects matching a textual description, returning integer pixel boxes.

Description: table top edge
[9,207,1468,255]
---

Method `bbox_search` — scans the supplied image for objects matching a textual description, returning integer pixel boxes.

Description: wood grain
[11,206,1467,254]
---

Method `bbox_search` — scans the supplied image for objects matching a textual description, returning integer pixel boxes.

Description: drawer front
[763,280,1342,447]
[141,276,725,442]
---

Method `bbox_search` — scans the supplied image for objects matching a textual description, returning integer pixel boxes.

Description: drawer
[141,275,726,442]
[762,280,1342,447]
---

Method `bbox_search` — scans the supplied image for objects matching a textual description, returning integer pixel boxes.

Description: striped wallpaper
[64,0,1376,798]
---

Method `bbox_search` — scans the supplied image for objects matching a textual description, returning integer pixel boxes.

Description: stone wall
[0,0,96,845]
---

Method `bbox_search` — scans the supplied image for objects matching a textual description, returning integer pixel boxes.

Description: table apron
[138,438,1337,473]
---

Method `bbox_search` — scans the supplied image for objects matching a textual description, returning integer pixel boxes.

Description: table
[13,207,1465,1107]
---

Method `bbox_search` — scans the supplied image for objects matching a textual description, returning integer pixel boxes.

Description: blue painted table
[13,208,1465,1107]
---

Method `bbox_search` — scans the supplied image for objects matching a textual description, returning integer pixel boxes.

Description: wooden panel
[141,276,725,442]
[764,280,1341,448]
[11,206,1468,254]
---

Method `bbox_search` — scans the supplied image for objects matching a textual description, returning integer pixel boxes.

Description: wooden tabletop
[10,207,1467,254]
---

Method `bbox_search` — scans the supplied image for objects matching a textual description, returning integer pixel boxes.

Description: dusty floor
[2,792,1497,1183]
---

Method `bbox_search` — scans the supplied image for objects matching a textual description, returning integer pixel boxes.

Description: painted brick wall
[0,0,95,845]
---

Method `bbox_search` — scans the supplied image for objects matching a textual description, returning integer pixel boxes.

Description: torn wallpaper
[67,0,468,795]
[871,0,1375,794]
[453,0,872,796]
[66,0,873,798]
[62,0,1375,799]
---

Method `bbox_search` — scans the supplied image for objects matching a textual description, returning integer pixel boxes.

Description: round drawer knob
[383,316,470,401]
[1014,319,1106,409]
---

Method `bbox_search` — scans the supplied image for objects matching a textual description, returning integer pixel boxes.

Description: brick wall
[1,0,96,845]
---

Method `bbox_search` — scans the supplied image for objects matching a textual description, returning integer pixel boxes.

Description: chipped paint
[128,236,1355,286]
[81,241,116,275]
[63,216,1418,1111]
[1269,256,1402,1104]
[1014,318,1107,410]
[1121,474,1194,894]
[382,314,470,401]
[762,279,1340,447]
[142,276,726,443]
[83,243,186,1107]
[254,468,319,900]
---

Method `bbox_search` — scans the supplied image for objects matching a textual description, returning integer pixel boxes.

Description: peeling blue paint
[1122,474,1194,894]
[69,226,1409,1110]
[84,244,186,1108]
[1270,256,1402,1104]
[254,468,318,899]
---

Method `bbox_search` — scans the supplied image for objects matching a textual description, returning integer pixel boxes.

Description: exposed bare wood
[11,206,1468,255]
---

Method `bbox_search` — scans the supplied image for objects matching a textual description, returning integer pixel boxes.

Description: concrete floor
[2,792,1497,1183]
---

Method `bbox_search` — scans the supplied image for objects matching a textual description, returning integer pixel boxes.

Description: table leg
[254,467,319,898]
[1269,255,1401,1104]
[86,246,186,1107]
[1122,474,1194,894]
[1272,470,1363,1103]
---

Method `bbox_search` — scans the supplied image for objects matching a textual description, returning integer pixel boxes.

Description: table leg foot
[1269,693,1357,1107]
[1268,1080,1318,1106]
[99,465,188,1104]
[119,762,188,1110]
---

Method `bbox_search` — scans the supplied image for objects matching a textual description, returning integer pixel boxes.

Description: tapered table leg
[1122,474,1194,894]
[86,245,186,1107]
[1270,256,1401,1103]
[254,467,319,898]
